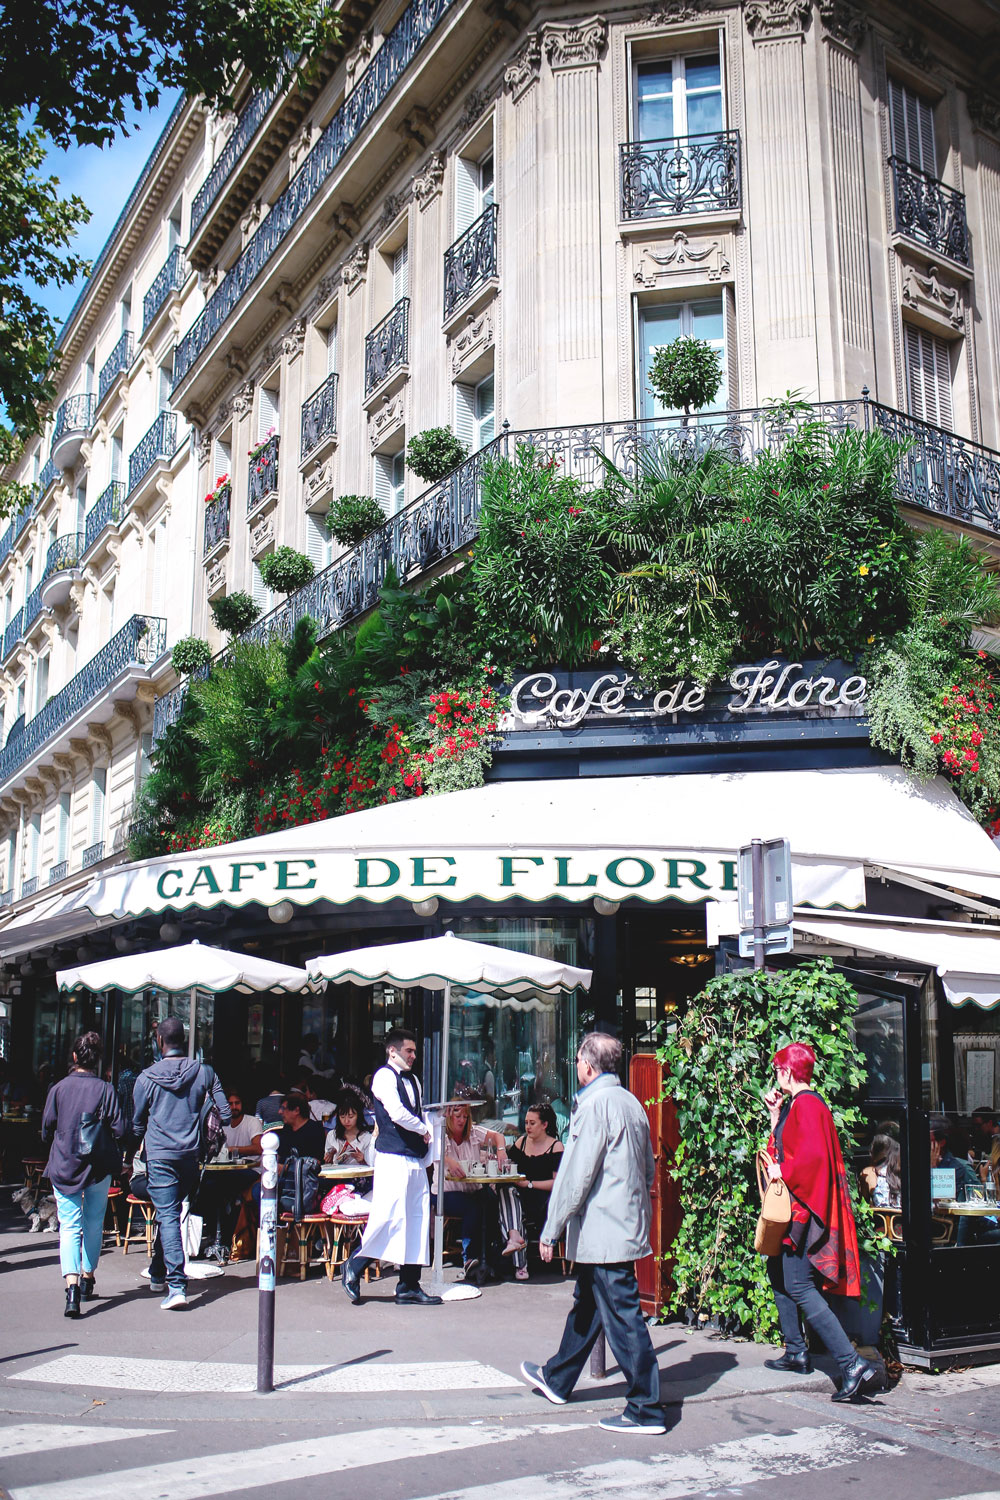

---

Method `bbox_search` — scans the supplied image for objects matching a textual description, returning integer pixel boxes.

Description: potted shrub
[326,494,386,547]
[405,427,468,483]
[171,636,212,676]
[257,546,315,596]
[648,336,723,423]
[210,591,260,637]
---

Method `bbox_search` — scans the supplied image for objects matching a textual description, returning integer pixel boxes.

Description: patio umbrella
[307,931,592,1296]
[57,939,315,996]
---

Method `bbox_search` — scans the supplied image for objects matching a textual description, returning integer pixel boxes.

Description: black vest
[372,1067,428,1159]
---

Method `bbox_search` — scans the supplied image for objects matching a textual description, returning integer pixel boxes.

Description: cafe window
[637,296,726,420]
[633,52,724,143]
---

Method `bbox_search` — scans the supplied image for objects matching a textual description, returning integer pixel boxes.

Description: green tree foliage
[257,546,315,596]
[657,962,877,1341]
[647,336,723,417]
[209,591,260,637]
[170,636,212,675]
[405,427,469,482]
[325,494,386,546]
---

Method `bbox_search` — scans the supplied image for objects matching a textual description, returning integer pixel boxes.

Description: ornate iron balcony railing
[365,299,409,397]
[143,246,187,332]
[5,713,24,746]
[190,79,287,237]
[0,889,12,909]
[0,614,166,790]
[204,483,231,553]
[23,583,44,632]
[21,876,38,899]
[54,393,96,444]
[443,204,498,320]
[84,481,127,552]
[152,397,1000,741]
[301,372,338,461]
[82,841,105,869]
[128,412,178,495]
[43,532,83,581]
[248,434,280,511]
[3,609,23,661]
[620,129,741,220]
[0,524,13,570]
[37,458,60,496]
[48,860,68,885]
[889,156,970,266]
[173,0,458,387]
[98,332,135,403]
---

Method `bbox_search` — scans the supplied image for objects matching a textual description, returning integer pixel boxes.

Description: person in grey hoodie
[520,1032,664,1434]
[131,1017,230,1309]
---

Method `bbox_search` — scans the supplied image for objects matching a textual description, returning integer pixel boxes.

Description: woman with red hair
[763,1042,880,1402]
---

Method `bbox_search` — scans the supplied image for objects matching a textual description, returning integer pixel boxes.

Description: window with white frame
[375,449,406,517]
[633,52,724,143]
[5,831,15,893]
[213,436,231,486]
[15,679,24,720]
[637,296,726,420]
[56,791,71,865]
[391,243,409,304]
[455,372,496,454]
[258,385,280,442]
[34,654,49,714]
[306,511,334,572]
[455,148,495,235]
[888,80,936,176]
[75,484,87,533]
[26,811,40,880]
[905,324,953,430]
[140,732,153,784]
[326,320,339,376]
[251,559,276,614]
[89,767,106,847]
[120,291,132,335]
[2,591,11,630]
[111,429,123,483]
[23,555,33,604]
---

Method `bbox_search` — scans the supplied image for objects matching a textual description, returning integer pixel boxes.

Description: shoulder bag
[199,1065,226,1161]
[754,1148,792,1256]
[77,1081,116,1164]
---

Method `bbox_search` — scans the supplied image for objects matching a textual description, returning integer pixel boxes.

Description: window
[15,679,25,719]
[26,812,40,879]
[2,591,11,630]
[140,732,153,784]
[455,148,495,235]
[375,449,406,517]
[34,654,49,714]
[120,291,132,335]
[905,325,953,430]
[23,557,33,603]
[455,372,496,453]
[391,243,409,304]
[111,429,123,483]
[306,511,334,571]
[251,560,275,614]
[889,79,936,176]
[5,832,15,893]
[158,363,172,409]
[150,517,169,618]
[213,437,231,485]
[637,296,726,420]
[75,484,87,533]
[90,768,106,846]
[258,386,280,442]
[84,355,95,395]
[634,53,723,143]
[56,792,71,865]
[168,205,183,250]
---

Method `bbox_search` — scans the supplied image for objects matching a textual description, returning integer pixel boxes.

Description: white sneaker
[160,1290,189,1310]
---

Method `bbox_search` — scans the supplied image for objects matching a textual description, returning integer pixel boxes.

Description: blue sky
[30,94,181,334]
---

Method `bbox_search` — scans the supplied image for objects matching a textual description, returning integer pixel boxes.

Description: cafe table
[941,1199,1000,1215]
[445,1167,530,1272]
[200,1157,261,1261]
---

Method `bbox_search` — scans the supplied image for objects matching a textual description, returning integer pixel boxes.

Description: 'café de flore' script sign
[500,659,868,737]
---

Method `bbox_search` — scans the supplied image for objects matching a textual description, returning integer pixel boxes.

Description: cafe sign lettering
[503,659,867,732]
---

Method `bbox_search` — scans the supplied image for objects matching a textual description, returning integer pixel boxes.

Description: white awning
[4,767,1000,954]
[793,912,1000,1009]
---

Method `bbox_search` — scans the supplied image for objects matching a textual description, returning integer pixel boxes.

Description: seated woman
[324,1086,375,1170]
[441,1099,509,1277]
[861,1131,901,1208]
[504,1103,564,1280]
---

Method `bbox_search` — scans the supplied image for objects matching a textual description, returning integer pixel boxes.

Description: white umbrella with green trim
[57,938,315,995]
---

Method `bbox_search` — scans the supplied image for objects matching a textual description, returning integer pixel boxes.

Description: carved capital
[40,619,60,648]
[969,89,1000,138]
[379,190,410,229]
[135,681,157,704]
[345,30,373,86]
[397,107,431,149]
[744,0,811,38]
[205,556,227,597]
[542,16,607,68]
[112,700,142,735]
[413,152,446,210]
[225,345,247,378]
[342,241,370,294]
[281,318,307,361]
[197,429,214,465]
[458,85,496,133]
[86,722,113,762]
[68,579,90,618]
[818,0,866,49]
[232,379,255,418]
[68,736,95,770]
[331,202,360,238]
[504,32,542,97]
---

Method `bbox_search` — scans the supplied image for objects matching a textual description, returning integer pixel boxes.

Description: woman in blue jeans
[42,1031,124,1318]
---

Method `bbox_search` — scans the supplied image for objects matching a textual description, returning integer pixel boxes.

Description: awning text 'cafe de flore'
[8,655,1000,1364]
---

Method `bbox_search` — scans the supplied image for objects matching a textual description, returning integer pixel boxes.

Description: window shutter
[890,80,936,175]
[455,157,479,234]
[374,455,393,517]
[475,375,496,447]
[326,321,339,376]
[258,386,280,441]
[454,384,476,453]
[905,325,953,430]
[89,770,106,847]
[392,243,409,303]
[57,793,71,864]
[306,512,332,569]
[478,152,495,210]
[27,813,40,878]
[214,439,231,484]
[140,733,153,784]
[251,561,270,610]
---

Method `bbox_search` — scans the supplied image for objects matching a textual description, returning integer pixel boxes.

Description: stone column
[503,33,543,425]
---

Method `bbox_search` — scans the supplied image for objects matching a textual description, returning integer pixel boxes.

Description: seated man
[931,1119,1000,1246]
[294,1075,337,1127]
[251,1093,326,1217]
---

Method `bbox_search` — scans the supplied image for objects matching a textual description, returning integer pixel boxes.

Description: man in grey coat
[520,1032,664,1434]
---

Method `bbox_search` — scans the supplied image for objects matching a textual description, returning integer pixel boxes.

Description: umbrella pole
[431,978,451,1288]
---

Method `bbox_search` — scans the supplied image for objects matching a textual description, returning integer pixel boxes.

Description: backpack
[199,1066,226,1162]
[278,1150,320,1219]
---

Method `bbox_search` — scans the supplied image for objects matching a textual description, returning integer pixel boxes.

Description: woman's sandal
[515,1266,529,1281]
[502,1234,526,1257]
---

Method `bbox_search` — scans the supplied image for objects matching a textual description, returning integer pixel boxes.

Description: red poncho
[768,1089,861,1299]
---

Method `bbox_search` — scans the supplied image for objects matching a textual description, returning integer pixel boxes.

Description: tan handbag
[754,1148,792,1256]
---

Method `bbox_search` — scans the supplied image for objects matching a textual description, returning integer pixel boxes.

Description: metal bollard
[257,1130,279,1394]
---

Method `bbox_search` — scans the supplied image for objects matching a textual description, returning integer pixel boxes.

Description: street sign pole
[738,838,793,963]
[751,837,766,972]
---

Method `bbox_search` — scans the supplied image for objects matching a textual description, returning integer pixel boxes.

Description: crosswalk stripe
[404,1422,907,1500]
[11,1353,520,1394]
[7,1422,586,1500]
[0,1425,164,1460]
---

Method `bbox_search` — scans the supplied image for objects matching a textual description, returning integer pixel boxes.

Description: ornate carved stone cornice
[744,0,811,38]
[86,722,114,761]
[342,241,370,295]
[504,32,542,97]
[969,89,1000,137]
[542,16,608,68]
[644,0,712,21]
[68,736,95,770]
[413,153,446,210]
[817,0,865,49]
[281,318,307,361]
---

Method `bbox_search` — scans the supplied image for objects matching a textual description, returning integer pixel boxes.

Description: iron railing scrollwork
[5,714,24,746]
[190,78,287,236]
[37,458,60,496]
[48,860,68,885]
[889,156,970,266]
[85,482,127,552]
[443,204,498,320]
[0,889,12,909]
[82,842,105,869]
[98,332,135,402]
[128,412,178,495]
[21,876,38,899]
[3,610,23,661]
[54,394,96,444]
[143,246,187,332]
[301,373,338,461]
[173,0,458,387]
[248,434,280,511]
[43,533,83,582]
[620,130,741,220]
[23,584,44,632]
[0,615,166,790]
[204,483,232,552]
[364,299,409,397]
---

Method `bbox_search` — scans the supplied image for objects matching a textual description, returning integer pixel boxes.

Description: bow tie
[399,1069,415,1080]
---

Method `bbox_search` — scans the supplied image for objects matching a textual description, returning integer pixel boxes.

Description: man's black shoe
[395,1286,443,1305]
[831,1355,881,1403]
[764,1350,813,1374]
[341,1260,362,1304]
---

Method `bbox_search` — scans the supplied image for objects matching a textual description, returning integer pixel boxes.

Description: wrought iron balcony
[48,860,68,885]
[0,523,13,571]
[0,889,11,909]
[143,246,187,332]
[3,609,22,661]
[301,372,338,461]
[620,130,741,220]
[443,204,498,321]
[21,876,38,899]
[0,614,167,790]
[204,483,231,553]
[248,434,279,511]
[190,78,286,237]
[5,714,24,746]
[84,481,127,552]
[52,394,96,470]
[365,299,409,397]
[173,0,459,387]
[37,457,60,496]
[82,841,105,869]
[889,156,970,266]
[23,583,44,632]
[98,332,134,403]
[43,533,83,582]
[128,412,178,495]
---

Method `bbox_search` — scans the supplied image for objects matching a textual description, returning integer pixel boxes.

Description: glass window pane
[684,56,721,91]
[853,992,905,1098]
[637,63,674,141]
[686,91,724,136]
[689,299,724,341]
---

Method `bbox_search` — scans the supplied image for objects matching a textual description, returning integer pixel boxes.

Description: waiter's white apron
[359,1153,430,1265]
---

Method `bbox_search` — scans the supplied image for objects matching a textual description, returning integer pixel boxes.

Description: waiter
[342,1029,441,1306]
